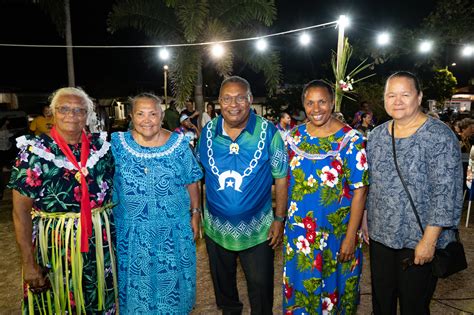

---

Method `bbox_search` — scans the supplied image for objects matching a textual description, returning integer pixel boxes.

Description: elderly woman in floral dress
[283,80,368,314]
[9,87,117,314]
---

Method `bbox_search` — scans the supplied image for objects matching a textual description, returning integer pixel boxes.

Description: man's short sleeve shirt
[197,112,288,250]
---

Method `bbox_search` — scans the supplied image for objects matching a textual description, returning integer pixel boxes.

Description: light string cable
[0,20,338,49]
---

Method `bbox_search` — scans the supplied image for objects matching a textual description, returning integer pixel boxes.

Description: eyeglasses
[57,106,87,116]
[219,95,249,105]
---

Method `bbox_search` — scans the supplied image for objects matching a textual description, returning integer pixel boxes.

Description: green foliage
[421,0,474,44]
[319,185,339,207]
[290,168,318,201]
[339,275,359,314]
[327,206,350,238]
[331,38,374,112]
[295,289,320,312]
[108,0,281,105]
[296,249,312,272]
[423,68,457,104]
[322,248,337,278]
[303,278,322,294]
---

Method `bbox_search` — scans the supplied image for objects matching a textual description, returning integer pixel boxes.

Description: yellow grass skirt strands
[25,204,118,315]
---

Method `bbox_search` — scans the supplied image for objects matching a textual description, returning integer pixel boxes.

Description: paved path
[1,185,473,314]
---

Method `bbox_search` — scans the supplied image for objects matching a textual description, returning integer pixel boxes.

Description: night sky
[0,0,470,100]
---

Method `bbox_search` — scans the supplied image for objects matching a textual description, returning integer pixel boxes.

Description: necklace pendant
[229,143,239,155]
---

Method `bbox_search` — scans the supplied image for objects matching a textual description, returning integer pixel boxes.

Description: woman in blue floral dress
[111,93,203,314]
[283,80,369,314]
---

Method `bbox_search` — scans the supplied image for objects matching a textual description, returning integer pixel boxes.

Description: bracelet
[274,215,286,223]
[190,208,201,215]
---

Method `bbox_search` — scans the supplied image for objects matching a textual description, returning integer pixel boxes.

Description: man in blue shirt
[197,76,288,314]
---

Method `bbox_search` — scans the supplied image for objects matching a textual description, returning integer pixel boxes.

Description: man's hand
[191,212,201,241]
[267,220,284,249]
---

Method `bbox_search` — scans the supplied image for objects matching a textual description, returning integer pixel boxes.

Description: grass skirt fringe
[23,204,118,315]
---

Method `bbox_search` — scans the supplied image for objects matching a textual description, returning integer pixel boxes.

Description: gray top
[367,117,463,249]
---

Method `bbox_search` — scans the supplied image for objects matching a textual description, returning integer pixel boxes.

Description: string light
[462,45,473,57]
[419,40,433,53]
[376,32,390,46]
[299,33,311,46]
[211,43,225,58]
[158,48,170,60]
[256,38,268,52]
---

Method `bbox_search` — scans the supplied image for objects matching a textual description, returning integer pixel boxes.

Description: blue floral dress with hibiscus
[283,124,369,315]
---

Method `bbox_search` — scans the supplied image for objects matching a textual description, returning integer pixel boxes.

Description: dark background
[0,0,471,101]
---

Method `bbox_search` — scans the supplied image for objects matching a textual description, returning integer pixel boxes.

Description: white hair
[49,87,96,126]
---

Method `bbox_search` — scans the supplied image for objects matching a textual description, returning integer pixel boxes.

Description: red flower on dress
[329,291,338,304]
[341,182,351,200]
[306,230,316,244]
[302,216,316,231]
[330,160,343,174]
[25,168,41,187]
[284,283,293,299]
[285,311,294,315]
[313,252,323,272]
[73,186,81,202]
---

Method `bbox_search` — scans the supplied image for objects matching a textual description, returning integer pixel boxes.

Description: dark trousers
[205,235,274,315]
[370,240,438,315]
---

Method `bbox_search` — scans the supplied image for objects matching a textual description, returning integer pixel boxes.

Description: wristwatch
[190,208,201,215]
[274,215,287,223]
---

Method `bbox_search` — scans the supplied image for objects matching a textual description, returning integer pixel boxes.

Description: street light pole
[163,65,169,107]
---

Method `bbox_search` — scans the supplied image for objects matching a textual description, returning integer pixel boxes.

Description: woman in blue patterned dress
[111,93,203,314]
[283,80,369,314]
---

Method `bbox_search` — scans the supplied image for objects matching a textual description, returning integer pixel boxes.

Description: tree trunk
[64,0,75,87]
[194,63,204,128]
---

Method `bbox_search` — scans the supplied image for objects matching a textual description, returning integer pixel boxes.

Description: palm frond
[211,0,276,27]
[169,46,202,105]
[235,43,281,96]
[204,18,233,77]
[175,0,209,43]
[108,0,181,39]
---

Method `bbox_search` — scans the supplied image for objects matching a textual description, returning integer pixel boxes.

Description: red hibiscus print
[341,182,351,201]
[329,291,338,304]
[284,283,293,299]
[285,310,294,315]
[302,216,316,231]
[74,186,81,202]
[342,125,352,133]
[331,160,343,174]
[25,168,41,187]
[313,252,323,272]
[306,230,316,244]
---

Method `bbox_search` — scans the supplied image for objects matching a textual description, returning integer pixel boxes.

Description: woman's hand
[338,236,356,263]
[361,210,370,245]
[23,262,50,294]
[191,212,201,241]
[414,226,442,265]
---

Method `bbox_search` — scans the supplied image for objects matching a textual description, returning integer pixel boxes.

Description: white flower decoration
[288,201,298,217]
[356,150,368,170]
[290,155,302,170]
[307,174,316,187]
[319,166,339,187]
[319,237,327,250]
[296,235,311,255]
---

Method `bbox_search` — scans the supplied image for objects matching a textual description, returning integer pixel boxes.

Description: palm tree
[108,0,281,113]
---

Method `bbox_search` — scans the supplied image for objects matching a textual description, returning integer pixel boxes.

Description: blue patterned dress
[111,131,203,314]
[283,125,369,315]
